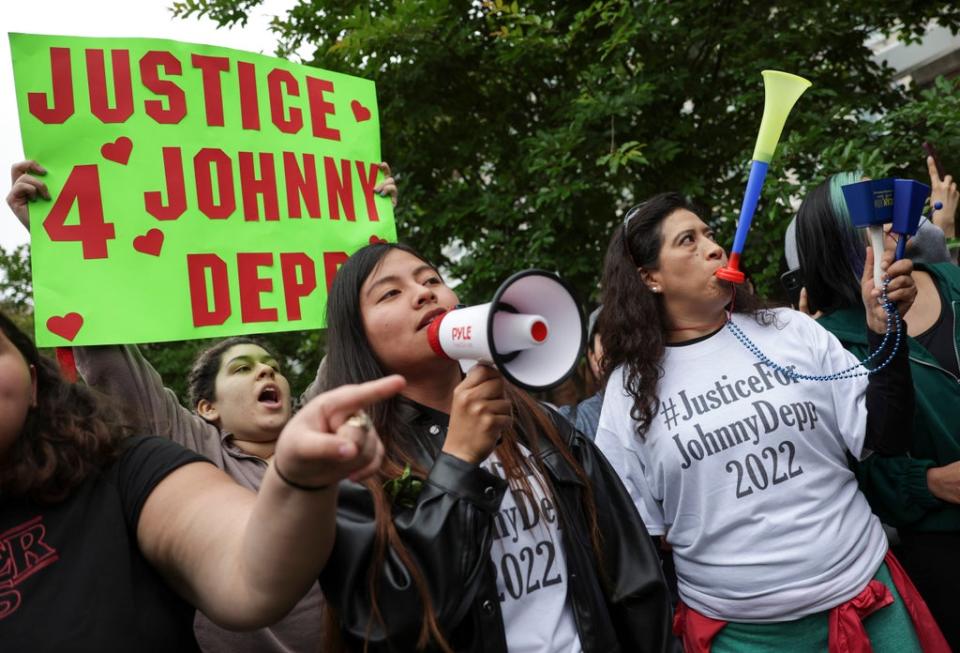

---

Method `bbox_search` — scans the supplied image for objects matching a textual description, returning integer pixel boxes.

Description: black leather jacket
[320,400,674,652]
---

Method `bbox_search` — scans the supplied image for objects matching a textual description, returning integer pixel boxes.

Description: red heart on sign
[101,136,133,164]
[351,100,371,123]
[133,228,164,256]
[47,312,84,341]
[369,235,388,245]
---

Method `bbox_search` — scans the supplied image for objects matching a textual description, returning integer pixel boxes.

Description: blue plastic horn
[842,177,930,286]
[842,180,881,228]
[891,179,930,260]
[842,179,890,286]
[841,178,894,228]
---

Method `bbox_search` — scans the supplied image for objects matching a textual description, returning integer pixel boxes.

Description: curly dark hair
[0,312,124,503]
[598,192,772,439]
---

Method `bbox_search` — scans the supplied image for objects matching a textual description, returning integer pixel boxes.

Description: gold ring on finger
[346,410,373,432]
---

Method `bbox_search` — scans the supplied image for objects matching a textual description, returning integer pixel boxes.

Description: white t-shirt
[481,447,582,653]
[595,309,888,623]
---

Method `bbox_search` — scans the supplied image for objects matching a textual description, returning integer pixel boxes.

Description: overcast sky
[1,0,300,250]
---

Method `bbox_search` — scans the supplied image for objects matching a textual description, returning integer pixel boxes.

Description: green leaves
[597,140,648,175]
[0,244,34,337]
[383,463,424,509]
[0,244,32,315]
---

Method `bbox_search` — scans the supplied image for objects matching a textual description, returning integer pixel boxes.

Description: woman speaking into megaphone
[316,241,674,652]
[595,193,949,651]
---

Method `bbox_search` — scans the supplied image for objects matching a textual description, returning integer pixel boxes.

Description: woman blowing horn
[594,193,948,652]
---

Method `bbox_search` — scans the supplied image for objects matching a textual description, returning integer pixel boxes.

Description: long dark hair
[599,192,771,438]
[795,172,865,315]
[0,312,123,503]
[324,243,603,651]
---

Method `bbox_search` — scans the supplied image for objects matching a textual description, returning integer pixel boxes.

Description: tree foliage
[0,244,32,313]
[0,244,34,336]
[173,0,960,305]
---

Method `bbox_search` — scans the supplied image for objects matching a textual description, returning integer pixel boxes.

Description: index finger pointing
[927,155,942,183]
[305,374,406,428]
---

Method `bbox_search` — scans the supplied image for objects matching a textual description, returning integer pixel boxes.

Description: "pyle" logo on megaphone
[452,326,473,340]
[425,270,584,392]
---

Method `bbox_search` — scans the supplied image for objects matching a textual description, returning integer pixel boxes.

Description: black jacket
[320,400,674,652]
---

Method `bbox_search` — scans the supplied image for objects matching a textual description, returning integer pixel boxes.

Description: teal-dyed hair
[794,170,869,314]
[827,170,867,277]
[827,170,864,226]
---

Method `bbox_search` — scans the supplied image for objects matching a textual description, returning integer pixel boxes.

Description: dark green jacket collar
[817,262,960,374]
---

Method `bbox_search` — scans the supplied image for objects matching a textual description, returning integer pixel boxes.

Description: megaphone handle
[869,225,884,288]
[731,160,770,254]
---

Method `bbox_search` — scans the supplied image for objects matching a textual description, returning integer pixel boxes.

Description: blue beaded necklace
[725,278,902,381]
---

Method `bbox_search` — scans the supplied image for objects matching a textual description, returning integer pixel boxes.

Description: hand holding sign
[373,162,398,207]
[7,160,49,229]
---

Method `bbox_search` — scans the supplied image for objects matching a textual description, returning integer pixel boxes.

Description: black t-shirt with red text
[0,435,207,652]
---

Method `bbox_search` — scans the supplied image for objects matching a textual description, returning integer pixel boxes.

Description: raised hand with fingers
[271,374,405,491]
[927,155,958,239]
[7,160,49,230]
[860,242,916,335]
[797,287,824,320]
[373,162,398,207]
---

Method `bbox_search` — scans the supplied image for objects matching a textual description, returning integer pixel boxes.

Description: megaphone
[842,177,930,286]
[426,270,584,392]
[716,70,812,284]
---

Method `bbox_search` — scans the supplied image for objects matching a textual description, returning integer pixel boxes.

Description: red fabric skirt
[673,551,949,653]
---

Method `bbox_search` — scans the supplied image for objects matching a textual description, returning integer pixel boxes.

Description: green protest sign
[9,33,394,347]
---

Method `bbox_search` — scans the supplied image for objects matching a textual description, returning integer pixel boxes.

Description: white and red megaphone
[426,270,584,392]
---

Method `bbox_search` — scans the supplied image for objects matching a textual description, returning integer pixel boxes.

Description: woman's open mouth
[417,307,448,331]
[257,384,283,409]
